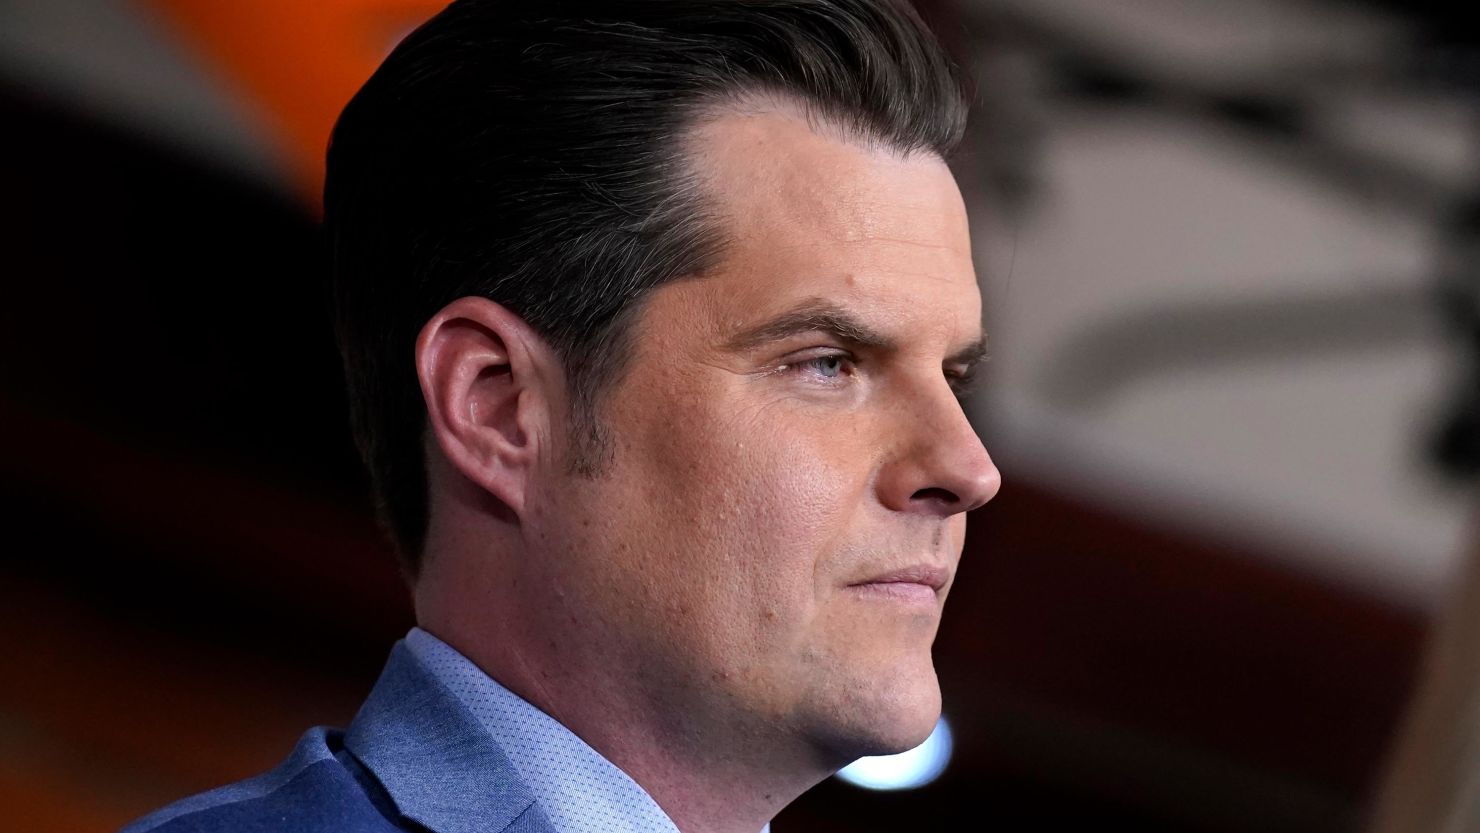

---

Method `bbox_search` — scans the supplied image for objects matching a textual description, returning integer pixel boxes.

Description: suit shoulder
[121,727,403,833]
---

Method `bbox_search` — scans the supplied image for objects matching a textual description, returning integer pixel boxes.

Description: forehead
[672,105,981,345]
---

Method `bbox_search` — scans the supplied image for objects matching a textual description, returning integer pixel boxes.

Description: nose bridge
[881,373,1001,516]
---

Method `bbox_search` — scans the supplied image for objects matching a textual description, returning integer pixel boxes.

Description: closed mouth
[847,565,950,603]
[851,564,949,591]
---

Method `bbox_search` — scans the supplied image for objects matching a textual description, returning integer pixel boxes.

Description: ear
[415,296,559,517]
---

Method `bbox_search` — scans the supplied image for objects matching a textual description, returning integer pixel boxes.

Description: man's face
[528,106,999,768]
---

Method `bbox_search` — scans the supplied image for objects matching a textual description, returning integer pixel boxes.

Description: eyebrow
[723,297,989,371]
[723,299,895,353]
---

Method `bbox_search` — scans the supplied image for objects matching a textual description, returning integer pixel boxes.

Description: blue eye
[772,350,858,386]
[808,355,846,378]
[788,353,854,382]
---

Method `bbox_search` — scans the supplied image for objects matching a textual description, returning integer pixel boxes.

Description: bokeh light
[835,716,953,791]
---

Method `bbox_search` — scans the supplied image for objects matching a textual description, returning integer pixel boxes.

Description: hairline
[552,92,953,464]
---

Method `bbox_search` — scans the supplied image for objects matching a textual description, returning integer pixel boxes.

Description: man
[125,1,1000,831]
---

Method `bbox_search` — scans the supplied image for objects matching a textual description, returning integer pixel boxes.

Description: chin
[807,663,943,761]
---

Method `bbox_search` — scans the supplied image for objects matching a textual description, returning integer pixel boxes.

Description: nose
[875,382,1002,517]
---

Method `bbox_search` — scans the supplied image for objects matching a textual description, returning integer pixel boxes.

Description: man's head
[327,0,970,570]
[328,0,999,805]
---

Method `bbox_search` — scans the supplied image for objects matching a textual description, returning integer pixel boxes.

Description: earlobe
[416,297,554,516]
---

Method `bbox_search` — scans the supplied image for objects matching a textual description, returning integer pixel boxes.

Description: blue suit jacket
[122,642,560,833]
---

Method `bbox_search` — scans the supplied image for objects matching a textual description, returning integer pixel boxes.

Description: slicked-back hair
[326,0,969,576]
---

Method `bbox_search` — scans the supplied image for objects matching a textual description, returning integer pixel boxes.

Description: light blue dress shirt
[406,628,772,833]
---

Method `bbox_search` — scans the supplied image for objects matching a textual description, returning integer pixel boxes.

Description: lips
[847,564,950,602]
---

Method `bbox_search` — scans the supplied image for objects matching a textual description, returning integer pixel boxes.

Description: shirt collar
[342,639,549,833]
[406,627,687,833]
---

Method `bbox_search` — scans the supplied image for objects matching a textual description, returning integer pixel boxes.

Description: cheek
[631,397,868,637]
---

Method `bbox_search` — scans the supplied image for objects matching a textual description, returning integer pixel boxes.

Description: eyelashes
[945,366,983,400]
[777,350,980,399]
[781,352,856,384]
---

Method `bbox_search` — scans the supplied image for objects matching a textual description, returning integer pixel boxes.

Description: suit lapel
[344,641,557,833]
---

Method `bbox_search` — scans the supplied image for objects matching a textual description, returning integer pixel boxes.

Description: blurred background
[2,0,1477,830]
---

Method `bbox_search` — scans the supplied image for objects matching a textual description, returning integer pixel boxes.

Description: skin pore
[413,102,1000,833]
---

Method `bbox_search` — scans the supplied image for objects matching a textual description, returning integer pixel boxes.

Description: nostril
[911,487,959,505]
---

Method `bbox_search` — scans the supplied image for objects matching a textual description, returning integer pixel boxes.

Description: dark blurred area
[2,1,1476,831]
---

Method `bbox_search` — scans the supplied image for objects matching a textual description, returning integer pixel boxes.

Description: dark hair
[326,0,968,575]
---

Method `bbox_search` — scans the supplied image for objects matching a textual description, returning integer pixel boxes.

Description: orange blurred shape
[143,0,448,209]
